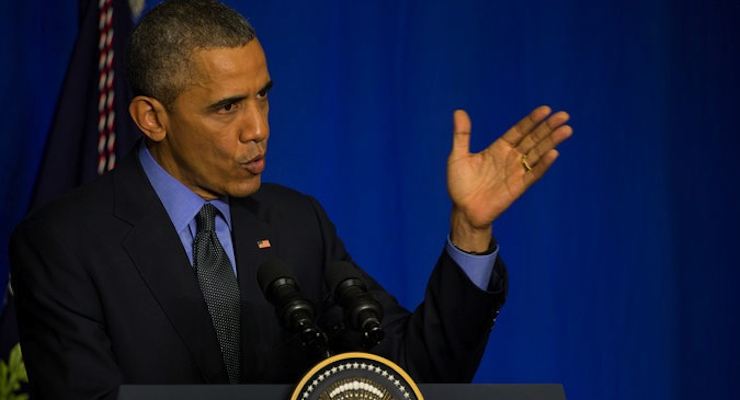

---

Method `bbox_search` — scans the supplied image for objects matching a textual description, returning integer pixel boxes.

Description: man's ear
[129,96,169,142]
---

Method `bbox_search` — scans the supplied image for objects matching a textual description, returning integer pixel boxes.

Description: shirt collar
[138,142,232,233]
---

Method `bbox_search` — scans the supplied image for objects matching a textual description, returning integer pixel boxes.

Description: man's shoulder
[25,174,113,222]
[10,172,123,255]
[19,155,145,231]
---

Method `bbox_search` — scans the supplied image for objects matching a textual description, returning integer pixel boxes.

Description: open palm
[447,106,572,230]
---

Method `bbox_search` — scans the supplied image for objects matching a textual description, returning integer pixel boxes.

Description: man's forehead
[188,41,268,81]
[172,41,270,105]
[192,40,265,64]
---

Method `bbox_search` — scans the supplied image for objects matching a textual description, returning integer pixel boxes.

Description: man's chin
[227,178,262,198]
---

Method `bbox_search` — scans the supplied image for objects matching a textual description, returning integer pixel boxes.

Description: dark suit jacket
[10,152,507,400]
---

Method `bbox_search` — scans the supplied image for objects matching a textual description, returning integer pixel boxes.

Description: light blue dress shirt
[138,143,498,289]
[139,144,237,276]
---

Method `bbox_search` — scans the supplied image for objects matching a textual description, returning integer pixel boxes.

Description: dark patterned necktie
[193,203,241,383]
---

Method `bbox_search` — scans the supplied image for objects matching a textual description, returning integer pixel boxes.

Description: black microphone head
[257,259,295,295]
[325,260,362,292]
[256,260,327,350]
[325,260,385,348]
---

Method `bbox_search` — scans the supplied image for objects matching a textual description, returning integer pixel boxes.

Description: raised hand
[447,106,572,252]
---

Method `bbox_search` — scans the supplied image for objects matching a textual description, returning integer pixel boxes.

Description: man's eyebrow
[207,80,274,111]
[259,80,274,94]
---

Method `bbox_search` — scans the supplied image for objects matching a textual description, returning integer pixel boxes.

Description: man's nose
[239,102,268,143]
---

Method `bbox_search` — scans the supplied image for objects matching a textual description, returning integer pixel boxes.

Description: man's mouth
[243,153,266,175]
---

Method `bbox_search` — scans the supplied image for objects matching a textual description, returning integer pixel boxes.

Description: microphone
[257,259,328,353]
[325,261,385,349]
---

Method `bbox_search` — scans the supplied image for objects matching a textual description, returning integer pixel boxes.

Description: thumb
[450,109,472,159]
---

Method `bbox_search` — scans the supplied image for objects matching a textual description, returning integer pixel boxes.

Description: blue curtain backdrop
[1,1,738,399]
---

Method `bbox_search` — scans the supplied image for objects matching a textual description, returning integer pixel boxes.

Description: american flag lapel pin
[256,239,271,249]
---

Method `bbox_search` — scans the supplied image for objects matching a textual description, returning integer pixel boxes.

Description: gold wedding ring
[521,155,533,172]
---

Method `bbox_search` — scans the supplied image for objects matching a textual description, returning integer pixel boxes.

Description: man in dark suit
[10,0,572,398]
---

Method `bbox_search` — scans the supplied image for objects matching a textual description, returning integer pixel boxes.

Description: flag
[1,1,141,397]
[29,0,140,211]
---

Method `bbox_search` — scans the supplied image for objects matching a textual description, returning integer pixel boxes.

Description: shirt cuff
[445,235,498,291]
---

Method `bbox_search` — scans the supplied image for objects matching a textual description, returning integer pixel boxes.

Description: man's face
[152,39,272,200]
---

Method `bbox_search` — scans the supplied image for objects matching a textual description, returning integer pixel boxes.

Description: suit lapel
[230,195,278,293]
[113,153,228,383]
[229,194,279,380]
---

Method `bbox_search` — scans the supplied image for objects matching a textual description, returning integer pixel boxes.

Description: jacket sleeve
[307,195,508,383]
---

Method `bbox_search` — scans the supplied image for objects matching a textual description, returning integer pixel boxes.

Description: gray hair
[125,0,256,109]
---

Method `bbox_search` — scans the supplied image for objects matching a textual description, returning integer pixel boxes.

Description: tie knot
[196,203,218,233]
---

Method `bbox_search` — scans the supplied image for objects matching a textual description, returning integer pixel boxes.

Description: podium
[118,383,567,400]
[118,353,566,399]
